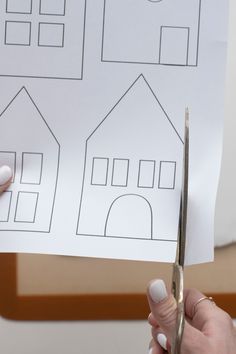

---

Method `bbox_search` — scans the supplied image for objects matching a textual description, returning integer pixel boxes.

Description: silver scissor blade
[179,108,189,267]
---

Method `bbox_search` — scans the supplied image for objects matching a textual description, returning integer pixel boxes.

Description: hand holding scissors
[147,110,236,354]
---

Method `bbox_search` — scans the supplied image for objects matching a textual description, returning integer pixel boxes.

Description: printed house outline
[0,87,60,233]
[101,0,201,66]
[0,0,86,80]
[77,75,183,241]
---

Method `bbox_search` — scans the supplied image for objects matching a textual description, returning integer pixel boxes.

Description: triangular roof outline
[87,74,183,144]
[0,86,60,147]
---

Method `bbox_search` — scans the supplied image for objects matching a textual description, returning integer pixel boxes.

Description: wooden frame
[0,252,236,320]
[0,254,149,320]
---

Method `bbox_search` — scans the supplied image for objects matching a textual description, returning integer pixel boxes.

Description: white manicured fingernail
[149,279,168,303]
[148,347,153,354]
[0,165,12,185]
[157,333,167,351]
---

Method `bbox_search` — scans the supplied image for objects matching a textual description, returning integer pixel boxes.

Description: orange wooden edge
[0,253,236,321]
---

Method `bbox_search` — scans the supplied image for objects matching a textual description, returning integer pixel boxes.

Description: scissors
[171,109,189,354]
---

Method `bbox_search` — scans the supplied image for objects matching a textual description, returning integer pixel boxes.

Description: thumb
[0,165,12,194]
[147,279,177,340]
[147,279,208,354]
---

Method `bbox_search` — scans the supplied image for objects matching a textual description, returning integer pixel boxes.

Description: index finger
[184,288,216,326]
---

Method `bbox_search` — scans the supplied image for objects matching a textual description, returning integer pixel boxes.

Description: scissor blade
[179,109,189,266]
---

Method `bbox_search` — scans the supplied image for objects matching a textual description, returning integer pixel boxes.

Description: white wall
[214,0,236,246]
[0,319,150,354]
[1,1,236,353]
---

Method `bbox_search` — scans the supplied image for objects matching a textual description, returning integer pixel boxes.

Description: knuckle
[157,298,177,326]
[213,308,235,329]
[220,310,234,326]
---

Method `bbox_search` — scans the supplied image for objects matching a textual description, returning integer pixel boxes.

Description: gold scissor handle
[171,263,185,354]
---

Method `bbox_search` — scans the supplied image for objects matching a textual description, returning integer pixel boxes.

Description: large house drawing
[0,87,60,233]
[0,0,86,79]
[77,75,183,241]
[102,0,201,66]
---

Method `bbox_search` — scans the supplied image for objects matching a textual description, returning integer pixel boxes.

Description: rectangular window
[158,161,176,189]
[5,21,31,46]
[138,160,155,188]
[159,26,189,66]
[38,22,65,47]
[111,159,129,187]
[91,158,109,186]
[39,0,66,16]
[21,153,43,185]
[14,192,39,223]
[0,151,16,183]
[0,191,12,222]
[6,0,32,14]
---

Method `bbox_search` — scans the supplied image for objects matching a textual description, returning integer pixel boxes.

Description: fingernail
[0,165,12,185]
[148,347,153,354]
[157,333,167,351]
[149,279,168,303]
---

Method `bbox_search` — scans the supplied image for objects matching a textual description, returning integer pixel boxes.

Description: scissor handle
[171,263,185,354]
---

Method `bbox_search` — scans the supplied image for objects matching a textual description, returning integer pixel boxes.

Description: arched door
[105,194,153,239]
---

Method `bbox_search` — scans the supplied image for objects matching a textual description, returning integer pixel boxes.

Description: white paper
[0,0,229,264]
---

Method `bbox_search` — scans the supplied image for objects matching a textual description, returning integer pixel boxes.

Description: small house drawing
[1,0,86,79]
[102,0,201,66]
[77,75,183,241]
[0,87,60,233]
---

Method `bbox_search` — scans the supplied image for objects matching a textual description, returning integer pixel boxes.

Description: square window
[38,23,65,47]
[14,192,39,223]
[0,151,16,183]
[39,0,66,15]
[158,161,176,189]
[111,159,129,187]
[21,153,43,185]
[138,160,155,188]
[0,191,12,222]
[91,158,109,186]
[6,0,32,14]
[5,21,31,46]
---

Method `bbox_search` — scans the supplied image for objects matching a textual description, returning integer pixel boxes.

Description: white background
[0,0,236,352]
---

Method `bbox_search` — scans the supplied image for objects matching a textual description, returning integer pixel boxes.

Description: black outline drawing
[111,158,129,187]
[76,74,182,242]
[0,0,87,80]
[101,0,201,67]
[20,152,43,185]
[0,151,16,183]
[4,21,31,46]
[158,161,176,190]
[159,26,190,66]
[38,22,65,48]
[137,160,156,189]
[39,0,66,16]
[104,194,153,240]
[6,0,32,14]
[0,86,60,233]
[91,157,109,186]
[14,191,39,223]
[0,191,12,222]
